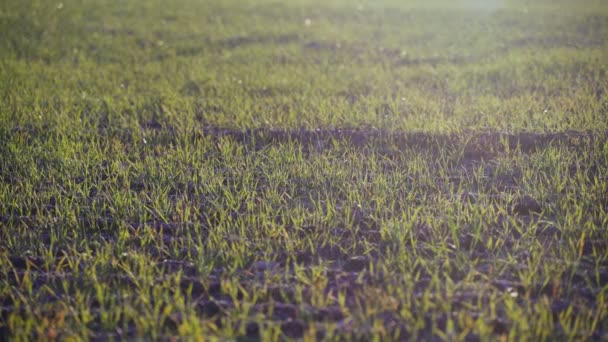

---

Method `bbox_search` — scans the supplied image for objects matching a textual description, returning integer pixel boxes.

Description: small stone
[344,256,369,272]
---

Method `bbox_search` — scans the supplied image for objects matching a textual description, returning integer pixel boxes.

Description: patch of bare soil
[192,127,607,159]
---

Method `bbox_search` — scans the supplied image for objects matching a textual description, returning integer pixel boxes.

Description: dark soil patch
[191,127,607,160]
[3,125,606,162]
[244,321,260,339]
[343,256,369,272]
[280,319,307,339]
[218,34,299,49]
[511,195,543,215]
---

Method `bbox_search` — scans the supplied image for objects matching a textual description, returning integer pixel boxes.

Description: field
[1,0,607,340]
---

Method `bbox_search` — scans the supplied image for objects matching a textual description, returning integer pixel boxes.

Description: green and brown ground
[1,0,607,340]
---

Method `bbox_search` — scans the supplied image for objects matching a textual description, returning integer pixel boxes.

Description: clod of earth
[244,322,260,339]
[511,196,543,215]
[196,300,221,317]
[344,256,370,272]
[280,319,307,339]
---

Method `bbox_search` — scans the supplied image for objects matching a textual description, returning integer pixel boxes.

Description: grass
[1,0,607,340]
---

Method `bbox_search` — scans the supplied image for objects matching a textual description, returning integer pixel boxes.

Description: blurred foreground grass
[1,0,607,133]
